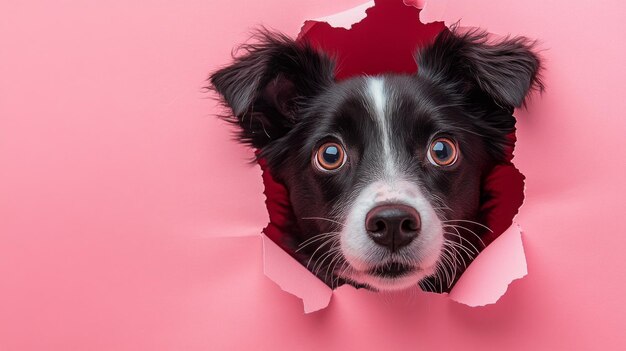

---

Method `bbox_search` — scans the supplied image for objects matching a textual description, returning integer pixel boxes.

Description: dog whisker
[334,261,352,288]
[443,224,486,249]
[330,261,346,289]
[444,230,482,257]
[444,239,471,268]
[440,246,458,288]
[312,242,344,277]
[441,250,457,288]
[301,216,346,227]
[305,238,337,271]
[444,232,479,256]
[424,278,438,293]
[295,238,335,253]
[325,252,346,285]
[442,219,493,233]
[313,246,342,277]
[314,246,341,275]
[443,224,485,250]
[433,262,446,293]
[296,231,340,251]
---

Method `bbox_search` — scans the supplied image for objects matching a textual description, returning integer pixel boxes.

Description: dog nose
[365,204,421,251]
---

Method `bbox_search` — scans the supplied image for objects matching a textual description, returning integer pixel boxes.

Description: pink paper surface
[262,235,332,313]
[309,1,374,29]
[449,224,527,306]
[1,0,626,350]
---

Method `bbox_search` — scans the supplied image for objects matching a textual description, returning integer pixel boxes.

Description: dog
[209,27,542,292]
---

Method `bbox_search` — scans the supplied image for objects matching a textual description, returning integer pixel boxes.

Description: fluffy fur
[209,27,542,292]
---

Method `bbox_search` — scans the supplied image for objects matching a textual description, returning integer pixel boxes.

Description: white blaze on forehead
[333,77,445,291]
[367,77,386,119]
[366,77,397,178]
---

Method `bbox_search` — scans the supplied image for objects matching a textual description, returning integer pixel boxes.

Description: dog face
[210,29,542,292]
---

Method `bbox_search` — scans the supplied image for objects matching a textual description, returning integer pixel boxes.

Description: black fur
[416,26,544,109]
[415,26,544,160]
[209,30,335,149]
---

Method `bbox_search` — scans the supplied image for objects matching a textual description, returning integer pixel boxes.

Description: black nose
[365,204,421,251]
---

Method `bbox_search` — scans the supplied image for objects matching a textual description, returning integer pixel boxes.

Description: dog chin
[347,265,436,291]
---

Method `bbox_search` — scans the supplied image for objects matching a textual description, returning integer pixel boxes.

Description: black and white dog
[210,28,542,292]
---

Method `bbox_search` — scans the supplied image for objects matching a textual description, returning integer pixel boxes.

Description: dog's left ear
[415,27,544,110]
[209,30,335,150]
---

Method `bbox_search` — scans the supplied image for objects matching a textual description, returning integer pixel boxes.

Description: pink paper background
[1,0,625,349]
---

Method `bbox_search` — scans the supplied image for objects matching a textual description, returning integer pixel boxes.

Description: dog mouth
[368,261,416,278]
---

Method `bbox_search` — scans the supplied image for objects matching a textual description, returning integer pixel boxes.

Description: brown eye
[315,142,346,171]
[428,137,458,166]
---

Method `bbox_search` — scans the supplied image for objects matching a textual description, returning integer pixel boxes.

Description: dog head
[210,29,542,291]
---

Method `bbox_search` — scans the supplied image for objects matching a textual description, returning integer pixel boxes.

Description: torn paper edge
[448,223,527,306]
[309,1,374,29]
[262,234,332,313]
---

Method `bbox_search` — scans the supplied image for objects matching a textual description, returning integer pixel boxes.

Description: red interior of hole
[262,0,525,268]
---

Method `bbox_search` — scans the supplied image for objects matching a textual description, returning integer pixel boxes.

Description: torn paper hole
[218,0,530,312]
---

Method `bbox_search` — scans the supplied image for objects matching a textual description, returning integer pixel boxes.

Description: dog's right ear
[209,31,335,149]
